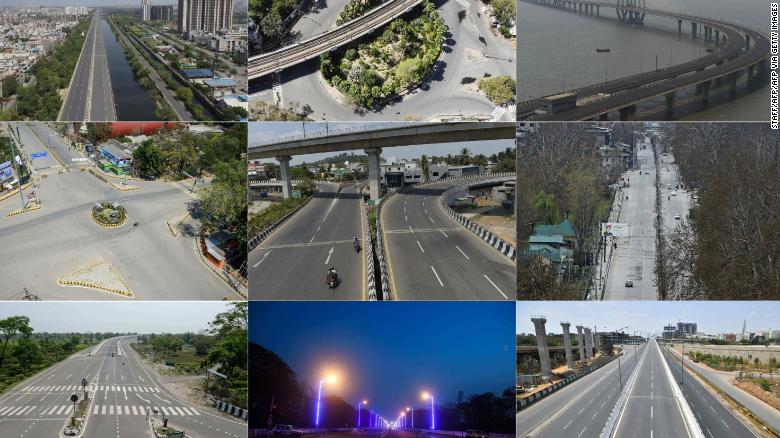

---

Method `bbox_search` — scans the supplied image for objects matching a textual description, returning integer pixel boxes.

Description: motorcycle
[353,239,360,253]
[326,271,338,289]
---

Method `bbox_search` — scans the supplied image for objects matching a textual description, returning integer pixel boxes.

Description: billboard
[0,161,12,182]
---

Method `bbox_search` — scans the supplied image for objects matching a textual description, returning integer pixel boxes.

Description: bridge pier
[728,72,738,98]
[747,64,756,85]
[596,5,599,16]
[745,34,751,51]
[618,105,636,121]
[714,29,720,45]
[696,80,711,103]
[691,22,697,39]
[532,317,553,380]
[677,19,682,36]
[276,155,293,199]
[576,326,586,361]
[664,92,675,118]
[584,327,594,359]
[365,147,382,201]
[561,322,574,370]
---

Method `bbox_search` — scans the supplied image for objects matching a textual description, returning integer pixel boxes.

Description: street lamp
[315,374,336,427]
[357,400,367,428]
[406,407,413,429]
[400,412,406,428]
[421,392,435,430]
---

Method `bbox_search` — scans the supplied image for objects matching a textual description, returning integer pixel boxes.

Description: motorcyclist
[353,236,360,251]
[327,267,338,285]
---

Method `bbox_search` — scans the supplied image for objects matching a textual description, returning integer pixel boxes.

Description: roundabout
[90,202,128,228]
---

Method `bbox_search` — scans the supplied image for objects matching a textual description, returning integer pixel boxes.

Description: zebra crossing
[91,405,201,416]
[22,385,161,393]
[0,405,73,417]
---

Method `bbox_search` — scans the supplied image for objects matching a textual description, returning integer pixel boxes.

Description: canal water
[101,19,160,121]
[517,0,770,120]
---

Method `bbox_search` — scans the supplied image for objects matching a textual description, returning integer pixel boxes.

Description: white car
[674,215,681,220]
[273,425,303,437]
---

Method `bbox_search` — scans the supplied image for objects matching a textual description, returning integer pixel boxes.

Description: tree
[208,303,247,377]
[420,154,430,182]
[84,123,112,144]
[533,191,561,225]
[13,338,43,369]
[478,76,516,105]
[132,141,165,179]
[0,316,33,368]
[259,12,285,43]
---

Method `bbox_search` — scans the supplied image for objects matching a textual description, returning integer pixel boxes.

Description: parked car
[273,425,303,437]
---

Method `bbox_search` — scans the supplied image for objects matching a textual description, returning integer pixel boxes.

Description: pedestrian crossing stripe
[22,385,161,393]
[91,405,201,416]
[0,405,74,416]
[490,106,506,121]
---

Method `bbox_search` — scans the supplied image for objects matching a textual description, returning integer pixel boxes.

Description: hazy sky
[0,302,231,333]
[251,302,515,420]
[516,301,780,336]
[248,122,515,165]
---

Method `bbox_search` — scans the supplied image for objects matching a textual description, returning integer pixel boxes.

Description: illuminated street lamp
[400,412,406,428]
[315,374,337,427]
[421,392,435,430]
[357,400,367,428]
[406,407,413,429]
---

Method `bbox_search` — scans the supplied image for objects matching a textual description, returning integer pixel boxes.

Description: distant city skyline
[516,301,780,336]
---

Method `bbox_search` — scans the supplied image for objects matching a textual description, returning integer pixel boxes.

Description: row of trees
[656,123,780,299]
[250,342,514,432]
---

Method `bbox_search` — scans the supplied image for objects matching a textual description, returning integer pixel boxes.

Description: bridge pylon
[616,0,645,25]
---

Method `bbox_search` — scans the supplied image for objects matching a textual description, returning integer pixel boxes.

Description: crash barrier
[439,174,516,261]
[360,199,378,300]
[374,194,395,300]
[215,400,248,420]
[248,196,313,250]
[517,354,619,410]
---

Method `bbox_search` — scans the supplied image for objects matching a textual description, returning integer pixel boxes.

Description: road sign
[71,158,89,162]
[31,151,48,159]
[0,161,10,171]
[70,394,78,403]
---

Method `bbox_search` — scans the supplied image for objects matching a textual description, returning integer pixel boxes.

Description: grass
[132,343,205,376]
[248,198,307,236]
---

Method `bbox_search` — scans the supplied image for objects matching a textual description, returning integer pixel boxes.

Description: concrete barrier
[359,199,378,300]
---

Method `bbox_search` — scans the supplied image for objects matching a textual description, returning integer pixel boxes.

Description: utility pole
[9,125,26,210]
[680,341,685,386]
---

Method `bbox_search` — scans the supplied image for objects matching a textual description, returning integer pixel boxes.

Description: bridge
[248,122,515,200]
[517,0,771,120]
[248,0,422,80]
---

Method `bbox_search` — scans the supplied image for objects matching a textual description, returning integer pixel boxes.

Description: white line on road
[456,245,470,260]
[430,266,444,287]
[483,274,508,299]
[563,420,572,430]
[651,405,653,419]
[416,241,425,253]
[440,230,449,238]
[324,247,334,265]
[252,251,271,268]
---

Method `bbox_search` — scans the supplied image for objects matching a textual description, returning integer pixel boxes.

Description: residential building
[178,0,233,34]
[150,5,174,21]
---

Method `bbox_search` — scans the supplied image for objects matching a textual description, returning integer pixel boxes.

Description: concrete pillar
[596,5,599,16]
[691,22,697,38]
[618,105,636,121]
[714,29,720,45]
[748,65,755,84]
[665,92,675,117]
[276,155,293,199]
[576,326,586,361]
[561,322,574,370]
[532,317,552,380]
[364,147,382,201]
[745,34,751,51]
[584,327,594,359]
[677,19,682,36]
[728,72,738,97]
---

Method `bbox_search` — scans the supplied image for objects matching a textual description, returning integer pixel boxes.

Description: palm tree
[533,191,560,225]
[420,154,430,182]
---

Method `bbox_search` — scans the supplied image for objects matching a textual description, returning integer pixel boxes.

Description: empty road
[381,180,514,300]
[59,10,116,122]
[249,183,365,300]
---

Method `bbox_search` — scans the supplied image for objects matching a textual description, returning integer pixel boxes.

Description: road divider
[654,340,705,438]
[215,400,247,420]
[359,199,378,300]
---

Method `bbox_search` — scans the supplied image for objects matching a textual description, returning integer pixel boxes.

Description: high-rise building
[677,322,697,336]
[178,0,233,34]
[150,5,174,21]
[142,0,151,21]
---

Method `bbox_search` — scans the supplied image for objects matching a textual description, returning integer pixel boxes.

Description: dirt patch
[733,378,780,412]
[457,205,516,246]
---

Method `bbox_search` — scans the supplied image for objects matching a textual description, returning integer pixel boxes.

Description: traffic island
[60,391,90,437]
[57,260,135,298]
[5,201,43,217]
[91,203,128,228]
[111,182,140,191]
[150,416,185,438]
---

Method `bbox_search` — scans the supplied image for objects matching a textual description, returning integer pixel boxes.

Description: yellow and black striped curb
[93,166,145,182]
[0,180,36,202]
[110,182,140,191]
[90,212,128,228]
[166,211,190,238]
[6,203,43,218]
[56,261,135,298]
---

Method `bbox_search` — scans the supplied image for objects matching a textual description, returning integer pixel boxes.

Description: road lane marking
[416,241,425,253]
[260,239,353,249]
[483,274,507,299]
[577,427,586,438]
[440,230,448,238]
[430,266,444,287]
[428,216,436,224]
[563,420,572,430]
[324,246,334,265]
[405,215,408,222]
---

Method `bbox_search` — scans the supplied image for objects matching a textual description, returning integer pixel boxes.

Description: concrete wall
[675,344,780,364]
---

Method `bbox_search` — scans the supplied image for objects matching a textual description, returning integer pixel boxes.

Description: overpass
[517,0,771,121]
[248,0,422,80]
[248,122,515,200]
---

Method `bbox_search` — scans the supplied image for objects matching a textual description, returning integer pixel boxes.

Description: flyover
[59,10,117,122]
[248,0,422,80]
[516,0,771,121]
[247,122,516,200]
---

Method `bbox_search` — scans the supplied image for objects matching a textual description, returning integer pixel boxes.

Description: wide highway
[249,182,365,300]
[381,180,514,300]
[59,10,116,122]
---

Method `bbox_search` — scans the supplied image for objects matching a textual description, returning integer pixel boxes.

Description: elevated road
[248,0,422,80]
[381,180,514,300]
[249,183,365,300]
[59,10,116,122]
[517,0,771,121]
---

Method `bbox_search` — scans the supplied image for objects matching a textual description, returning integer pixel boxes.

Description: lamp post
[421,392,435,430]
[315,374,336,428]
[406,407,413,429]
[357,400,367,428]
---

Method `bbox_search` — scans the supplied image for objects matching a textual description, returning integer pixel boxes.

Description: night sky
[251,302,514,420]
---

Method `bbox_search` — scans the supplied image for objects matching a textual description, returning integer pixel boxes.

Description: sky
[251,302,515,419]
[248,122,515,165]
[0,302,231,333]
[516,301,780,336]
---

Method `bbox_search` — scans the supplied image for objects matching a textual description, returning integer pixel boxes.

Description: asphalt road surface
[0,123,237,299]
[251,0,515,121]
[0,337,246,438]
[381,181,514,299]
[292,0,349,41]
[249,183,365,300]
[59,10,116,122]
[604,139,657,299]
[517,344,644,437]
